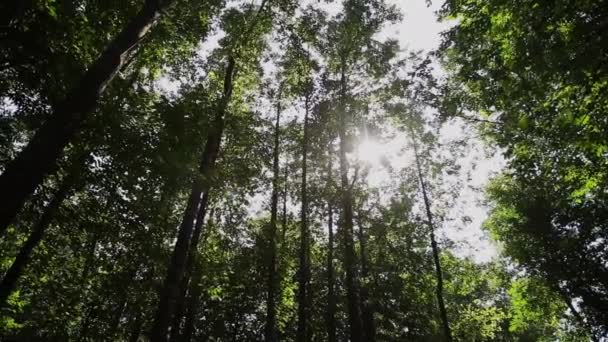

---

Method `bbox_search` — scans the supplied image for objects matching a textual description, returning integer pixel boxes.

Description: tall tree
[0,0,194,234]
[296,90,312,342]
[440,0,608,334]
[337,52,364,341]
[325,145,337,342]
[264,90,282,342]
[0,155,84,307]
[150,56,236,342]
[410,130,452,342]
[1,1,601,341]
[169,192,210,342]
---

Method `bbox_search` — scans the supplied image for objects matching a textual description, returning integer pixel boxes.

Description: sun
[356,139,384,165]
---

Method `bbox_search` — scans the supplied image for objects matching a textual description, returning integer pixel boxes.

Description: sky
[360,0,505,262]
[158,0,506,263]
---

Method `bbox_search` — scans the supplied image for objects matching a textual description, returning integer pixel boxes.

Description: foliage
[0,0,601,340]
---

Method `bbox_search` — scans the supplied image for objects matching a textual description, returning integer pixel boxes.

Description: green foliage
[0,0,599,340]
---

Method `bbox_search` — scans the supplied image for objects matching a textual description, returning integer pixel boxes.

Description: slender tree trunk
[169,192,210,342]
[326,146,337,342]
[297,95,311,342]
[281,165,288,242]
[338,55,363,342]
[410,131,452,342]
[0,0,176,235]
[150,57,235,342]
[356,215,376,341]
[264,97,282,342]
[0,161,81,307]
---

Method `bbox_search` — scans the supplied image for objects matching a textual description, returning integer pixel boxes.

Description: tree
[440,0,608,335]
[264,86,282,342]
[0,153,85,307]
[0,0,219,234]
[1,1,599,340]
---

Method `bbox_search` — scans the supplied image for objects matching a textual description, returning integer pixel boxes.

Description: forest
[0,0,607,341]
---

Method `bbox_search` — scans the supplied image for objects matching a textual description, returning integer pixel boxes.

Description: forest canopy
[0,0,606,341]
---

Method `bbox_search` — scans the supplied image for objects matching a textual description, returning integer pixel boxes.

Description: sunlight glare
[357,139,384,165]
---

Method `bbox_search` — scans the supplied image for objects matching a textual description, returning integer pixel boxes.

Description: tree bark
[0,0,176,235]
[326,146,337,342]
[410,130,452,342]
[297,94,311,342]
[150,57,235,342]
[338,55,363,342]
[180,293,198,342]
[264,96,282,342]
[0,161,80,307]
[169,192,210,342]
[180,261,205,342]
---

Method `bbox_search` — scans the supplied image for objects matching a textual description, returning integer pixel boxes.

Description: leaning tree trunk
[326,145,337,342]
[356,215,376,341]
[0,158,82,307]
[297,94,311,342]
[169,192,210,342]
[410,130,452,342]
[150,57,235,342]
[264,97,282,342]
[0,0,176,235]
[338,55,363,342]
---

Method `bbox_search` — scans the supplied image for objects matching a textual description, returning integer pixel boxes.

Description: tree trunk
[0,0,175,235]
[0,161,81,307]
[338,55,363,342]
[180,262,205,342]
[356,215,376,341]
[264,96,282,342]
[297,95,311,342]
[169,192,210,342]
[181,207,215,342]
[410,131,452,342]
[150,57,235,342]
[326,146,337,342]
[281,164,288,242]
